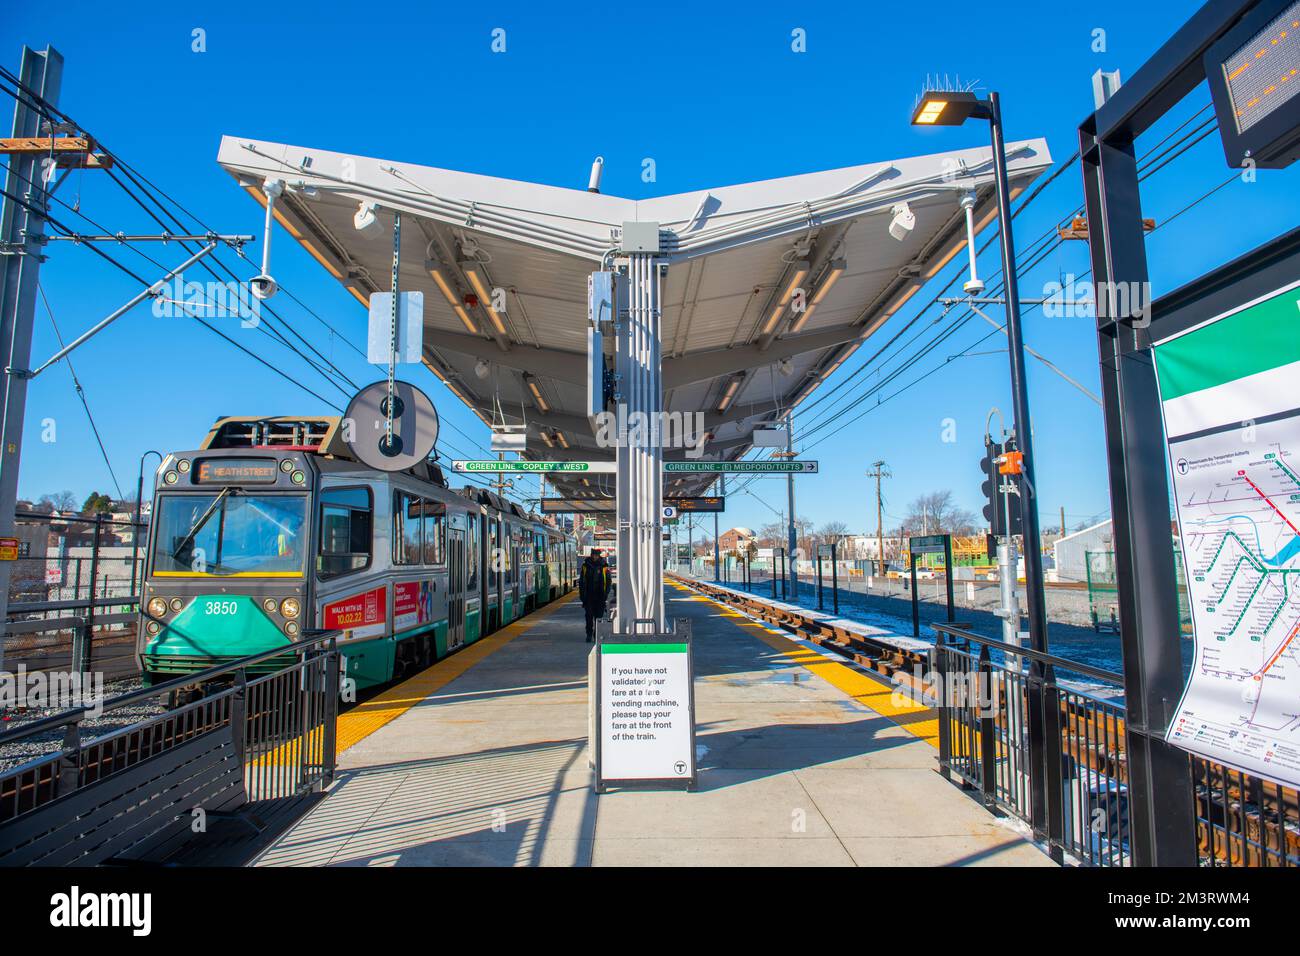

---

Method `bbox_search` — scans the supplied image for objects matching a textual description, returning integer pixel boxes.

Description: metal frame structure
[1078,0,1280,866]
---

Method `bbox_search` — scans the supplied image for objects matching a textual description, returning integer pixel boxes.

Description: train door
[488,515,501,630]
[466,512,481,642]
[448,525,466,650]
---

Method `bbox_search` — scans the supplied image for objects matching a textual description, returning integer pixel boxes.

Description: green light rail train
[138,416,577,691]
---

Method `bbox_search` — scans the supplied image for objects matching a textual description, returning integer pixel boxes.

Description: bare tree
[38,491,78,513]
[899,490,977,537]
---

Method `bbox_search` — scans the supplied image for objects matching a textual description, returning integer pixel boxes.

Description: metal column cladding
[615,252,665,632]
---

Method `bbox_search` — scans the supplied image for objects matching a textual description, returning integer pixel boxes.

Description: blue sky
[3,1,1297,536]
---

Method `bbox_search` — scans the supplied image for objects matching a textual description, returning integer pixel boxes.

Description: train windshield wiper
[172,487,238,562]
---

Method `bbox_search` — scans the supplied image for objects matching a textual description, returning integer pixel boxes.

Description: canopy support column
[615,248,665,633]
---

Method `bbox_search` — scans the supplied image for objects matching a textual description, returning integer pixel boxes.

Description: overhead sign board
[662,461,818,474]
[366,291,424,364]
[908,534,949,555]
[541,496,724,514]
[751,427,789,448]
[1152,276,1300,789]
[670,496,724,512]
[1206,0,1300,170]
[456,460,815,475]
[594,622,696,792]
[453,460,618,474]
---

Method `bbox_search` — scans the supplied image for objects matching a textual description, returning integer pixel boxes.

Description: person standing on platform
[579,548,611,643]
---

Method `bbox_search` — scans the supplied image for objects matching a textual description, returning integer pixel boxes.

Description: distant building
[1053,520,1113,582]
[718,527,755,552]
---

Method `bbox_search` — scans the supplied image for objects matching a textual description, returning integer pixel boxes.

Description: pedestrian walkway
[252,585,1055,866]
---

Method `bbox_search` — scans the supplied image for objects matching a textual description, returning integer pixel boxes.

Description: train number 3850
[203,600,240,616]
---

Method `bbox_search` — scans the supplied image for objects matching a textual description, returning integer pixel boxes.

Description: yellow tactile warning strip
[670,581,939,747]
[334,592,577,754]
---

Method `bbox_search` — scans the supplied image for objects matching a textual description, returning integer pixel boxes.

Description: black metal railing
[0,631,340,829]
[933,622,1299,868]
[5,510,146,678]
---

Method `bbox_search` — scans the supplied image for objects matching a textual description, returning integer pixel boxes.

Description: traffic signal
[980,440,1005,536]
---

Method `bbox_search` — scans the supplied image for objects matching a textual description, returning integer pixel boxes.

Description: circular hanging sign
[344,380,439,472]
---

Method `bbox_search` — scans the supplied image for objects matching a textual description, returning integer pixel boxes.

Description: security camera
[249,274,278,300]
[354,201,384,239]
[888,202,915,242]
[474,358,491,379]
[778,358,794,377]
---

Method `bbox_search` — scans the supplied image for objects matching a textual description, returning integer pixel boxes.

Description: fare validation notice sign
[596,626,696,791]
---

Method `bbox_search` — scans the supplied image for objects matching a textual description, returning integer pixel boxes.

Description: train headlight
[263,598,277,613]
[169,598,183,612]
[285,620,300,636]
[163,471,178,485]
[279,459,294,473]
[280,597,301,619]
[146,621,161,635]
[291,470,306,485]
[176,459,191,474]
[147,597,168,618]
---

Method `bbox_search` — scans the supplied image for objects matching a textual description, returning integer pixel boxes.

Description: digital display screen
[195,457,279,484]
[1222,1,1300,134]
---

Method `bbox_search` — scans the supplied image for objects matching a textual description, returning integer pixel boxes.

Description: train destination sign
[194,457,279,484]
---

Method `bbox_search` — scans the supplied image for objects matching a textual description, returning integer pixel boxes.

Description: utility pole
[867,461,890,577]
[0,47,66,670]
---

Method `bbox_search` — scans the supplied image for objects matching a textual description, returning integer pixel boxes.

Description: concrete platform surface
[252,586,1055,867]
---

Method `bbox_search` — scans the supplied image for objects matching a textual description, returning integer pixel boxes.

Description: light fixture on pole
[911,84,1052,836]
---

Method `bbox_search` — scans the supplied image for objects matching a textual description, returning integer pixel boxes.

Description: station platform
[252,583,1055,867]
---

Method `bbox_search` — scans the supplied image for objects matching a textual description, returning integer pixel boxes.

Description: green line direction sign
[662,461,818,474]
[451,460,617,473]
[452,460,818,475]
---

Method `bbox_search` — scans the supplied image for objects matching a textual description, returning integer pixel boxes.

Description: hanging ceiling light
[462,262,508,336]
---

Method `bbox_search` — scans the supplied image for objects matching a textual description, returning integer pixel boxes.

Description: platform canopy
[217,135,1051,500]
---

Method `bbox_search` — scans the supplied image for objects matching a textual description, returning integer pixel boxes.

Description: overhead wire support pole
[0,46,64,670]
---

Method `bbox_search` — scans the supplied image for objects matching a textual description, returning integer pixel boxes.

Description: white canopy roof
[217,135,1051,497]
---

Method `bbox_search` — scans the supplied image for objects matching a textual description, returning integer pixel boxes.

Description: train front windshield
[151,492,308,576]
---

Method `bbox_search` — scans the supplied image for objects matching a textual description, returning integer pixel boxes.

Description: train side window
[467,513,479,591]
[393,492,421,565]
[421,498,446,565]
[318,486,372,579]
[504,522,514,583]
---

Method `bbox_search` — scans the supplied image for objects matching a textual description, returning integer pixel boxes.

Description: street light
[912,87,1054,841]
